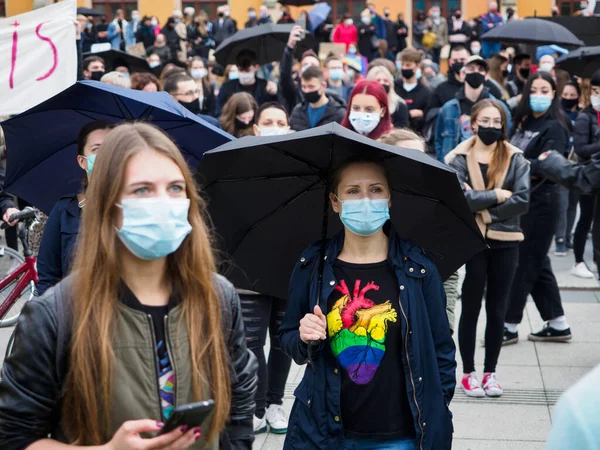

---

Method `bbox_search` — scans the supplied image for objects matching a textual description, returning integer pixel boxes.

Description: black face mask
[382,84,390,93]
[179,99,201,115]
[218,12,224,17]
[235,118,252,129]
[519,67,530,79]
[465,72,485,89]
[450,62,464,74]
[562,98,578,110]
[304,89,322,104]
[90,70,105,81]
[384,12,390,17]
[401,68,415,80]
[455,13,462,18]
[477,126,503,145]
[502,69,510,78]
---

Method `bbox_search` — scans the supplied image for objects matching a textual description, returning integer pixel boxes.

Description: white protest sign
[0,0,77,116]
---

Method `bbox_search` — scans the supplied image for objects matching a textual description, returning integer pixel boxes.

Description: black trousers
[505,184,565,324]
[573,194,600,264]
[239,294,292,418]
[459,245,519,374]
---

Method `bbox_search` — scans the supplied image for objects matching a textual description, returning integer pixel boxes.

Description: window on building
[92,0,137,21]
[183,1,228,20]
[413,0,484,18]
[560,0,583,15]
[330,0,367,20]
[0,0,5,17]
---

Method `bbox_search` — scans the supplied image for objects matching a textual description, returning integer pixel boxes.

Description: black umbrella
[556,45,600,78]
[481,18,584,47]
[77,7,104,16]
[280,0,318,5]
[214,24,317,67]
[196,123,486,300]
[83,49,151,74]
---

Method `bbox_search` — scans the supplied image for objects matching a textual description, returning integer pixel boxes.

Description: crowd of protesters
[0,1,599,449]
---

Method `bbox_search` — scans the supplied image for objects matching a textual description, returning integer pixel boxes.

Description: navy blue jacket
[278,227,456,450]
[36,196,80,295]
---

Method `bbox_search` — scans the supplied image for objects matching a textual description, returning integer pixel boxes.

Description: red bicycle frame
[0,255,37,319]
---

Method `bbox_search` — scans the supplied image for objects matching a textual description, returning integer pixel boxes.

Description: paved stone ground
[0,239,597,450]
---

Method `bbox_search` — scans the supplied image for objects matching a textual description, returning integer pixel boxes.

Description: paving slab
[540,366,596,391]
[535,342,600,368]
[453,438,546,450]
[451,403,551,441]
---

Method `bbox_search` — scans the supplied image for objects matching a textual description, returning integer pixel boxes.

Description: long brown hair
[62,122,231,444]
[471,99,510,189]
[219,92,257,137]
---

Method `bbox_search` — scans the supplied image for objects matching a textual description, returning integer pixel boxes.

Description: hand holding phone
[159,400,215,435]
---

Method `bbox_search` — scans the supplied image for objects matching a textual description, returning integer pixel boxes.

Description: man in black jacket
[216,50,278,116]
[395,48,431,133]
[212,5,237,47]
[289,66,346,131]
[426,45,470,114]
[507,53,531,99]
[279,26,321,114]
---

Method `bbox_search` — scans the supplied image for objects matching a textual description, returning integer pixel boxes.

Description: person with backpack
[0,123,258,450]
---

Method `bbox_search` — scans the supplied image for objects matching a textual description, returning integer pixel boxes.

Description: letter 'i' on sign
[9,21,59,89]
[0,0,77,116]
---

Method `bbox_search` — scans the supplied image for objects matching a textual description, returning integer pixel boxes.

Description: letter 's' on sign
[0,0,76,116]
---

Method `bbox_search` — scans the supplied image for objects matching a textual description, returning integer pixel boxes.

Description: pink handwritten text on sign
[9,21,59,89]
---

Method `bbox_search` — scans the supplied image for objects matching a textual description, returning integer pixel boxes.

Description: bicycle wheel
[0,247,33,328]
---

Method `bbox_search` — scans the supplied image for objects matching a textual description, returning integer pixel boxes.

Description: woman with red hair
[342,80,393,140]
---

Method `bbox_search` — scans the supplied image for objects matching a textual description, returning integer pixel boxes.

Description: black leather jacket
[446,138,530,241]
[0,274,258,450]
[574,106,600,163]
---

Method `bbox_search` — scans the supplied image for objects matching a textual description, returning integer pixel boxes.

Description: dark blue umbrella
[2,81,233,214]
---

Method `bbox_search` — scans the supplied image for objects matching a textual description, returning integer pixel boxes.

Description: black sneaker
[502,327,519,346]
[528,324,572,342]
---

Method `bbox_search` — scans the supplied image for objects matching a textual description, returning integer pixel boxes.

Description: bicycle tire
[0,247,33,328]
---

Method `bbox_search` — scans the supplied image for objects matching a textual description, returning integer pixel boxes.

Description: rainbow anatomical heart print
[327,279,398,385]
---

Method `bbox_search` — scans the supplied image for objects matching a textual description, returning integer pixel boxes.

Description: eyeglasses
[173,89,201,97]
[477,119,502,128]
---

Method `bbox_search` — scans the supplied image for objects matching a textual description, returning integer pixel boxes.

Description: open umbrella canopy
[77,7,104,16]
[308,3,332,31]
[3,81,233,214]
[556,45,600,78]
[83,49,151,74]
[214,24,317,67]
[481,18,584,47]
[197,123,486,300]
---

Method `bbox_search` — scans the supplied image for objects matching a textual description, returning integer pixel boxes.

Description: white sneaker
[461,372,485,398]
[482,372,504,397]
[572,262,595,279]
[253,415,267,434]
[265,404,288,434]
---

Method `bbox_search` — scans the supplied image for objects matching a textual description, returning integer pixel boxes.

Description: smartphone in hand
[159,400,215,435]
[297,13,307,40]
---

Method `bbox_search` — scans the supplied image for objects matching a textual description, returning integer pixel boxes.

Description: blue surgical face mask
[84,154,96,175]
[116,197,192,260]
[337,196,390,236]
[229,71,239,80]
[416,68,422,80]
[329,68,344,81]
[530,94,553,113]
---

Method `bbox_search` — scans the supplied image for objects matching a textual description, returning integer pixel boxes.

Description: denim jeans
[342,438,417,450]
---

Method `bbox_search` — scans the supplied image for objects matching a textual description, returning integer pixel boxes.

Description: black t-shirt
[327,259,415,439]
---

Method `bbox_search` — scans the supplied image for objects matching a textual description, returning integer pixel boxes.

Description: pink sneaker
[482,372,504,397]
[461,372,485,398]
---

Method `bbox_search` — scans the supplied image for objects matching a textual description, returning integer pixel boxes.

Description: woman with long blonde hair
[0,123,257,450]
[445,98,530,399]
[366,65,409,128]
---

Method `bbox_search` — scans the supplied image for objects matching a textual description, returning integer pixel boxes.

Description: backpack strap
[54,278,73,382]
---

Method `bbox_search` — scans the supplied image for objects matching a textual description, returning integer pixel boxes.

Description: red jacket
[332,23,358,52]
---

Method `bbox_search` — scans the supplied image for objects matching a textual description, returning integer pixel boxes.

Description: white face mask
[539,63,554,73]
[471,46,481,55]
[259,126,291,136]
[591,95,600,112]
[190,68,208,79]
[345,19,353,25]
[238,71,256,85]
[349,111,381,135]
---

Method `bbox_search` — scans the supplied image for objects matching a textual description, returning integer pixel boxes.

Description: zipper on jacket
[398,294,424,450]
[164,315,177,408]
[147,314,164,422]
